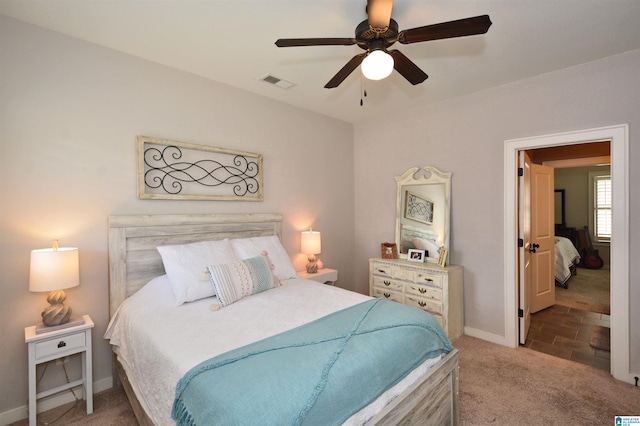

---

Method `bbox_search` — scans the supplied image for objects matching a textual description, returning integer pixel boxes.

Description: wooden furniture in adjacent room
[369,258,463,340]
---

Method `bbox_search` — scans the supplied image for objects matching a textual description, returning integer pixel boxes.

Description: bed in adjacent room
[105,213,459,425]
[554,236,581,288]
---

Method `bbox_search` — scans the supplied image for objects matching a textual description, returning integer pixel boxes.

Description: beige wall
[0,17,355,416]
[353,49,639,367]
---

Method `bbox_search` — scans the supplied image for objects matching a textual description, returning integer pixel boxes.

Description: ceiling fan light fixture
[361,49,394,81]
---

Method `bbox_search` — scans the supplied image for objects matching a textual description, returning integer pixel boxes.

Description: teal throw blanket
[172,298,453,426]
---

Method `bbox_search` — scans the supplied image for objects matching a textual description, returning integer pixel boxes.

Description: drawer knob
[418,288,427,294]
[57,340,66,348]
[384,280,391,286]
[418,301,427,308]
[383,292,391,298]
[377,269,386,274]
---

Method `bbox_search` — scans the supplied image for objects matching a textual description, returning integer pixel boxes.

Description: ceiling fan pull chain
[360,75,368,106]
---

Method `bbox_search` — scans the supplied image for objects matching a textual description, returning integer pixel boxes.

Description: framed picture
[404,191,434,225]
[137,136,263,201]
[437,248,449,267]
[407,249,426,263]
[381,242,398,259]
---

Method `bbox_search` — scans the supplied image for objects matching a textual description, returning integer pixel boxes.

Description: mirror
[395,166,451,264]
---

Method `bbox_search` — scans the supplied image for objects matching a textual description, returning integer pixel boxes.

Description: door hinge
[518,238,524,248]
[518,309,524,318]
[518,167,524,177]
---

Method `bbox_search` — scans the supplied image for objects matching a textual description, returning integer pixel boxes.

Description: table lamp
[29,241,79,326]
[301,228,321,274]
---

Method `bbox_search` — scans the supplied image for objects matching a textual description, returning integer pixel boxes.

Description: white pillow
[412,237,441,259]
[230,235,297,280]
[157,239,237,306]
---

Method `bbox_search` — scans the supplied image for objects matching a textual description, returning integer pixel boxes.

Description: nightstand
[297,268,338,285]
[24,314,94,426]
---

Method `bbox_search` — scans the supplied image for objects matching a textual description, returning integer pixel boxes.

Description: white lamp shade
[301,231,321,255]
[29,247,80,292]
[361,50,394,81]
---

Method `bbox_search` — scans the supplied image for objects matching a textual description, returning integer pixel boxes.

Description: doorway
[524,160,611,370]
[504,124,631,385]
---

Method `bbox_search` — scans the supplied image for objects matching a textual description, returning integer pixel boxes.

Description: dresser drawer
[35,332,85,361]
[406,283,442,301]
[415,271,443,287]
[371,263,394,278]
[393,267,416,282]
[371,287,403,303]
[405,295,443,315]
[372,276,403,292]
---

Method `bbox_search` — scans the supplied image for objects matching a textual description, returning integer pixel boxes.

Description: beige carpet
[456,335,637,425]
[555,267,610,314]
[12,335,638,425]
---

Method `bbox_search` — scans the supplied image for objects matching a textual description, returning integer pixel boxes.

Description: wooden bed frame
[107,213,460,425]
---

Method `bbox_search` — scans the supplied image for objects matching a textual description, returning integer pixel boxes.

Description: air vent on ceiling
[260,74,296,90]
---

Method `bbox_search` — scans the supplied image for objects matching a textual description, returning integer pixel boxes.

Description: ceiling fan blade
[324,53,367,88]
[275,38,356,47]
[367,0,393,29]
[398,15,492,44]
[389,50,428,85]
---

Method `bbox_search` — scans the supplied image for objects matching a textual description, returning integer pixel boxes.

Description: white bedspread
[105,276,444,425]
[555,236,581,284]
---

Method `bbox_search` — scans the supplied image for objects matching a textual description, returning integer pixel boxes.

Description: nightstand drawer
[35,333,85,361]
[372,276,403,292]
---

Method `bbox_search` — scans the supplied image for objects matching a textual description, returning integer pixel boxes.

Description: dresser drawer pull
[384,280,391,286]
[377,269,386,274]
[418,301,427,308]
[383,292,391,298]
[57,341,66,348]
[418,288,427,294]
[420,277,434,282]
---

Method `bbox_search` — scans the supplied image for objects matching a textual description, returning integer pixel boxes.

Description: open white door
[518,151,532,344]
[530,162,555,313]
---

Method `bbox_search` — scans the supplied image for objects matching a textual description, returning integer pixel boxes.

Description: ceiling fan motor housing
[355,19,399,50]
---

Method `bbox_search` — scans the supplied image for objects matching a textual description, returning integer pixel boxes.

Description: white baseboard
[0,376,113,426]
[463,326,511,347]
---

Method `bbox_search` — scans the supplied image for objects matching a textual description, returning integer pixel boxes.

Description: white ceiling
[2,0,640,124]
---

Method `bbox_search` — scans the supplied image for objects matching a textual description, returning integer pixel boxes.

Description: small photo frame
[381,242,398,259]
[407,249,426,263]
[437,248,449,267]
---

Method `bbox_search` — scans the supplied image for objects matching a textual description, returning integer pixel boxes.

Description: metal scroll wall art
[137,136,263,201]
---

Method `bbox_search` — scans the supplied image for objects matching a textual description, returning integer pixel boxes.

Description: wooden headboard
[107,213,283,317]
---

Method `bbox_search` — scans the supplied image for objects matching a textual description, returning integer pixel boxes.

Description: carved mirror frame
[395,166,452,262]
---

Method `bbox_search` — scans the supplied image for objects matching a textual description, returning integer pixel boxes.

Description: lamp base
[306,254,318,274]
[41,290,73,326]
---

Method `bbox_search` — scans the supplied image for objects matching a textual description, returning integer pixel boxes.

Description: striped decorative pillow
[206,254,279,307]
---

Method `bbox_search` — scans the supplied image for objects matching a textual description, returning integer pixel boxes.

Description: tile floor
[523,304,610,371]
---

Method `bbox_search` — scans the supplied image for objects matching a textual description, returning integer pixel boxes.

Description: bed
[106,213,460,425]
[554,236,581,288]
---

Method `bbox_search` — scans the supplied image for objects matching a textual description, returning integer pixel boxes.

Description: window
[589,172,611,242]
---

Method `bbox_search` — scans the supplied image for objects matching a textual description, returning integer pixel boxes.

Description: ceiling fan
[275,0,492,88]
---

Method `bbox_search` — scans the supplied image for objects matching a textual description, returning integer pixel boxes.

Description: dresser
[369,258,463,340]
